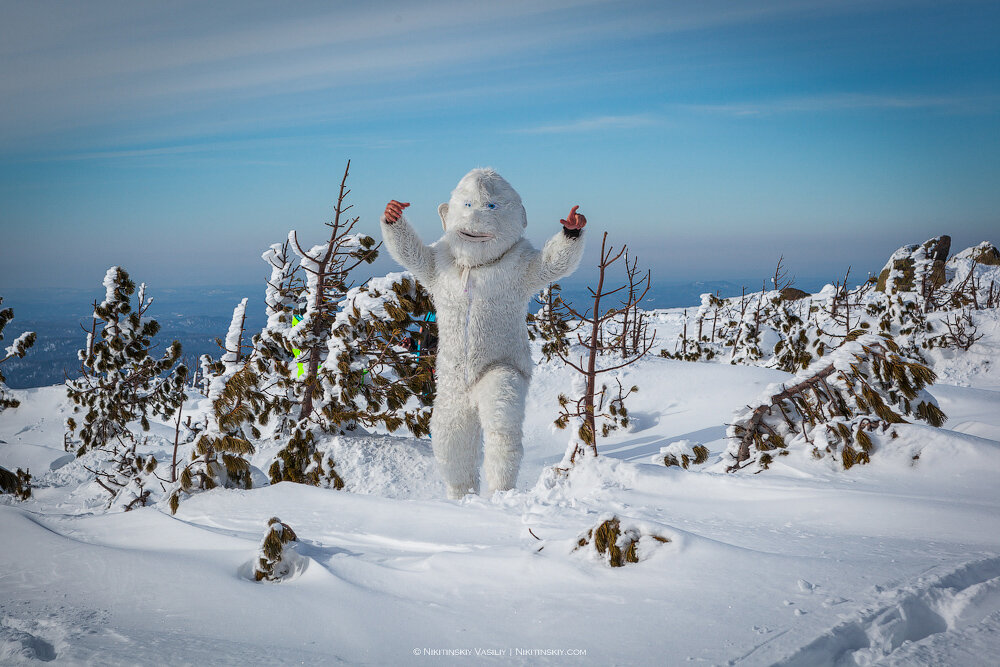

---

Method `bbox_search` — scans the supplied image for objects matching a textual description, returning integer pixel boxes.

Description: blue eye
[464,202,472,208]
[486,202,496,209]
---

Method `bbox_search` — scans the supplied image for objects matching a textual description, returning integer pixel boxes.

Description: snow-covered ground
[3,306,1000,665]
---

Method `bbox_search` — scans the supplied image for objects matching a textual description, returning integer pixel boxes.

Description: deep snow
[3,307,1000,665]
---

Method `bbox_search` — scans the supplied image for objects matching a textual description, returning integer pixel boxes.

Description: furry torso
[428,237,537,386]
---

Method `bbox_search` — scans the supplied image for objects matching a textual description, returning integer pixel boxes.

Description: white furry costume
[381,168,585,498]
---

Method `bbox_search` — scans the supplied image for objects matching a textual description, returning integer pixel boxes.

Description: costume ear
[438,203,449,230]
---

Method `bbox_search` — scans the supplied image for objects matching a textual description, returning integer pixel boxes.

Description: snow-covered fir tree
[527,283,578,362]
[0,296,36,410]
[266,271,435,486]
[253,517,299,582]
[0,465,31,500]
[322,272,436,435]
[169,298,282,513]
[64,267,187,508]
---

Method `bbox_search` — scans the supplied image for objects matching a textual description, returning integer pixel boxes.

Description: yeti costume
[381,168,585,498]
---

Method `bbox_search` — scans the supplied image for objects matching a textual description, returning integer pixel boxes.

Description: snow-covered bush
[170,300,277,513]
[527,283,578,362]
[657,440,709,469]
[253,517,299,582]
[0,297,36,410]
[268,425,344,489]
[66,268,187,455]
[266,271,435,485]
[725,333,946,473]
[574,516,670,567]
[322,272,436,436]
[64,267,187,508]
[660,236,999,374]
[0,465,31,500]
[942,241,1000,309]
[169,167,439,497]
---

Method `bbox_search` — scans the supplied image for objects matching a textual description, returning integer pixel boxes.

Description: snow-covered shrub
[0,297,36,410]
[527,283,578,362]
[657,440,709,469]
[574,516,670,567]
[0,465,31,500]
[322,272,436,436]
[942,241,1000,309]
[769,299,817,372]
[170,300,291,513]
[96,436,161,511]
[65,268,187,455]
[267,271,434,485]
[268,425,344,489]
[661,236,998,374]
[253,517,299,582]
[64,268,187,508]
[925,307,983,351]
[659,296,724,363]
[726,333,946,473]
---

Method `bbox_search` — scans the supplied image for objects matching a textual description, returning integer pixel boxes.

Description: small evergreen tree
[253,517,299,582]
[285,160,379,423]
[261,162,440,486]
[267,273,434,486]
[322,273,436,435]
[170,299,286,513]
[0,297,36,410]
[527,283,578,362]
[64,267,187,507]
[0,465,31,500]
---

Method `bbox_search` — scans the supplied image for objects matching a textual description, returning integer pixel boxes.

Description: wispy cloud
[0,0,912,151]
[35,135,419,164]
[513,114,659,134]
[682,93,1000,116]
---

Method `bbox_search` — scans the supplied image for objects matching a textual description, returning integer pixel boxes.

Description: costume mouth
[457,230,494,242]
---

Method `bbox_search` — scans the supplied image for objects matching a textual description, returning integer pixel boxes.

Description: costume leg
[430,378,482,499]
[472,365,528,494]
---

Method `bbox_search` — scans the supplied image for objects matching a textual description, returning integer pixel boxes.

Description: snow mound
[316,433,444,500]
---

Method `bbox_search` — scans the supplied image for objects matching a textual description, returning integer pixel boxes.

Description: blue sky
[1,0,998,291]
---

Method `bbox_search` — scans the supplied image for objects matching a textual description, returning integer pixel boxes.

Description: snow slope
[3,335,1000,664]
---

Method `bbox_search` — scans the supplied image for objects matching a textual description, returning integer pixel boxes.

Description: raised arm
[524,205,587,293]
[380,200,437,288]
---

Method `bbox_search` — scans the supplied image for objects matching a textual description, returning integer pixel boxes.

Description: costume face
[438,168,527,266]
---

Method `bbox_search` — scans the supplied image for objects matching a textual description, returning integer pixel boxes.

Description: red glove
[384,200,410,224]
[560,205,586,230]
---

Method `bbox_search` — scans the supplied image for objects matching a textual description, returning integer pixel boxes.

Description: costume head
[438,168,527,267]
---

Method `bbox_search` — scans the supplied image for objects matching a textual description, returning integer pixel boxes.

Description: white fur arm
[380,215,437,288]
[524,229,585,293]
